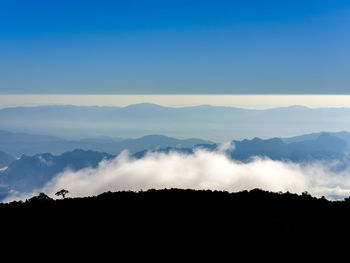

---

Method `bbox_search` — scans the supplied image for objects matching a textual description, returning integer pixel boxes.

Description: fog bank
[7,147,350,202]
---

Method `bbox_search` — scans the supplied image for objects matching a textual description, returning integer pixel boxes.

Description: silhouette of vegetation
[28,192,53,203]
[1,188,350,256]
[55,189,69,199]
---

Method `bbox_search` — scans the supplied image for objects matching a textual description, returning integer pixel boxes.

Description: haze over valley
[2,103,350,141]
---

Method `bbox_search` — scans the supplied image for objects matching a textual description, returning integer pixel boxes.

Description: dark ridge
[1,188,350,256]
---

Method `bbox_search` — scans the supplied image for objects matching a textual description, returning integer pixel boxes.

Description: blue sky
[1,0,349,94]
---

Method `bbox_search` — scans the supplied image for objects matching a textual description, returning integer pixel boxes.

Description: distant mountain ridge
[2,104,350,140]
[0,130,213,156]
[283,131,350,148]
[133,132,348,163]
[230,133,347,162]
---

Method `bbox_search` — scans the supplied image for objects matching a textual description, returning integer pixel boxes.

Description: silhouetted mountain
[230,133,347,162]
[0,151,15,167]
[0,149,114,192]
[1,188,350,255]
[136,133,349,163]
[2,104,350,141]
[0,130,213,156]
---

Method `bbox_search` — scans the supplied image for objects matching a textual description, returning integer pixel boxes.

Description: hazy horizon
[2,94,350,110]
[1,101,350,142]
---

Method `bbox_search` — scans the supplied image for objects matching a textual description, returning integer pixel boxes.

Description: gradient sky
[1,0,349,94]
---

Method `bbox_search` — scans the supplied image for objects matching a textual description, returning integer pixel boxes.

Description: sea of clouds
[6,142,350,202]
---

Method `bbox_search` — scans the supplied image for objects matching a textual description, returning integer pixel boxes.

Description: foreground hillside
[1,188,350,255]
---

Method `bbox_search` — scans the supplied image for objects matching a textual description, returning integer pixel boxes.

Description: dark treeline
[1,188,349,257]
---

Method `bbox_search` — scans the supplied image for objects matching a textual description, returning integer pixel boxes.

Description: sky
[1,0,350,94]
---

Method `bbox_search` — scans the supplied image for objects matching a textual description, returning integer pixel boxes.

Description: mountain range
[135,133,349,164]
[231,133,347,162]
[2,104,350,141]
[0,130,213,156]
[1,130,350,201]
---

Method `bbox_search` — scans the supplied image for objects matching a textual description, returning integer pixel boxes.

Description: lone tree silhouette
[55,189,69,199]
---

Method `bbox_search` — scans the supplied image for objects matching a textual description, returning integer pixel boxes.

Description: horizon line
[2,94,350,110]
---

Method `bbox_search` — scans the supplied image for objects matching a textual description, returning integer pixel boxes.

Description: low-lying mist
[6,145,350,202]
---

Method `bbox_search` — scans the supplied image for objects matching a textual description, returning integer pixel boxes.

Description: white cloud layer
[6,148,350,201]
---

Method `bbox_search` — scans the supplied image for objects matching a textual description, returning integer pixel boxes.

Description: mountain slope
[283,131,350,150]
[0,149,114,192]
[0,151,15,167]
